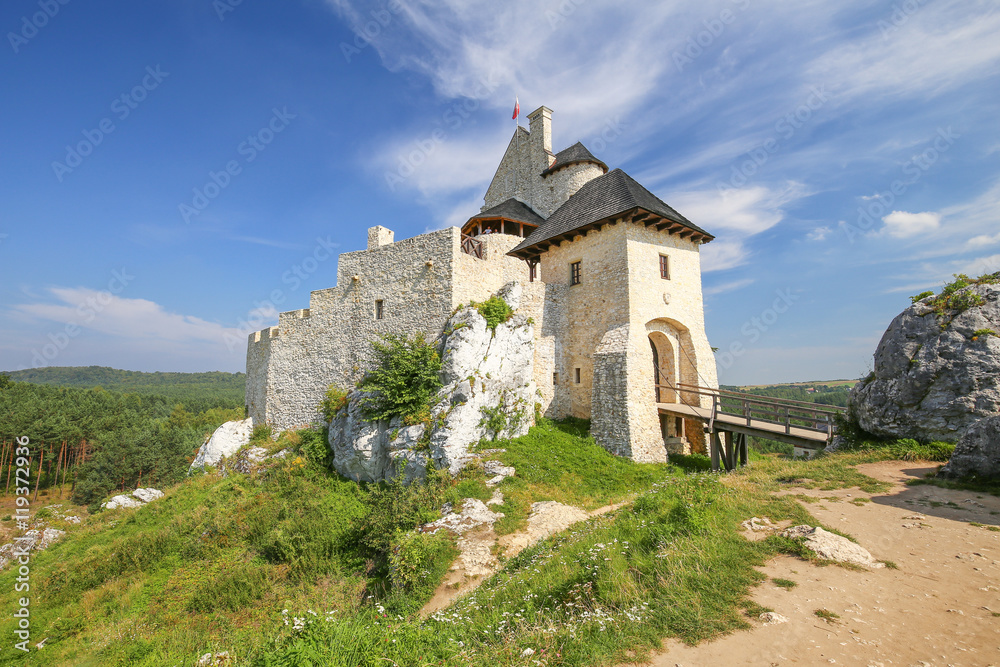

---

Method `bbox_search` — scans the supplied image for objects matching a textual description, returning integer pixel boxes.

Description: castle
[247,106,718,462]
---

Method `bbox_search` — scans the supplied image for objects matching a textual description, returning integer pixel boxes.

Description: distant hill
[1,366,245,411]
[721,380,853,408]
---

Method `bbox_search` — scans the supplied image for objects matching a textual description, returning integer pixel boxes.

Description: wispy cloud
[7,288,248,370]
[230,235,308,250]
[704,277,754,296]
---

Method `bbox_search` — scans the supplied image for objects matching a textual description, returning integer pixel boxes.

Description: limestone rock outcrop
[101,487,164,510]
[851,278,1000,442]
[0,528,65,570]
[329,282,536,483]
[191,418,254,470]
[938,414,1000,480]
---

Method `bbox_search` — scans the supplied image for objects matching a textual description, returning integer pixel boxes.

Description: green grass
[908,475,1000,497]
[814,609,840,623]
[482,418,670,534]
[1,419,917,666]
[772,578,797,590]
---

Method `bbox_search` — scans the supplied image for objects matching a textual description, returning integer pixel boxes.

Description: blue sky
[1,0,998,385]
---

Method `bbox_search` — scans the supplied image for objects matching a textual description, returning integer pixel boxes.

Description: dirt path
[422,500,627,616]
[631,462,1000,666]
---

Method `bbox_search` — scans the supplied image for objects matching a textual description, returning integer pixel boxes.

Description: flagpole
[513,96,519,205]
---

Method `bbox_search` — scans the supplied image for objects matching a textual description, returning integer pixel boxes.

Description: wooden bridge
[655,380,846,472]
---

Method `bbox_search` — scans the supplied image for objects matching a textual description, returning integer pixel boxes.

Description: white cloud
[806,226,832,241]
[701,239,748,273]
[704,278,754,296]
[805,0,1000,107]
[372,127,509,198]
[670,182,808,237]
[327,0,685,140]
[881,210,941,238]
[7,288,250,370]
[968,232,1000,248]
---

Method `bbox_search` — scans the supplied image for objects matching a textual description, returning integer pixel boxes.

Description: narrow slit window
[374,300,384,320]
[570,261,581,285]
[553,372,559,385]
[574,368,581,384]
[659,254,670,279]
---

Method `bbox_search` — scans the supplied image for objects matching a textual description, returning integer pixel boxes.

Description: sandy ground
[633,462,1000,667]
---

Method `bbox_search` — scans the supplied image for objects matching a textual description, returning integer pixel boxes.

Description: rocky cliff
[329,282,537,483]
[851,275,1000,443]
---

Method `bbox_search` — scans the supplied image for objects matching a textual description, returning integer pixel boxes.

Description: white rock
[190,418,254,470]
[422,499,504,534]
[781,525,884,569]
[102,494,144,510]
[131,488,164,503]
[484,460,516,486]
[0,528,66,569]
[759,612,789,625]
[102,488,164,510]
[741,516,777,532]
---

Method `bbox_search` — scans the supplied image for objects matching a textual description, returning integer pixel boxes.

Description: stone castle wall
[247,227,462,431]
[247,218,717,463]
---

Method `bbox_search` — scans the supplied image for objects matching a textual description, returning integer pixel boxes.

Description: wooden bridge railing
[655,380,846,445]
[461,234,483,259]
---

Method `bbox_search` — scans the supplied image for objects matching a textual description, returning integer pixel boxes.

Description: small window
[659,254,670,280]
[553,372,559,385]
[574,368,581,384]
[374,300,384,320]
[570,261,581,285]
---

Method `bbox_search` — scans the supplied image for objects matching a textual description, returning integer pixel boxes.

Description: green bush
[358,333,443,423]
[250,423,275,445]
[318,385,349,422]
[472,295,513,332]
[921,272,998,319]
[388,530,457,601]
[910,290,934,303]
[297,427,330,466]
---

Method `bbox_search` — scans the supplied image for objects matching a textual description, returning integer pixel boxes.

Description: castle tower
[482,106,608,218]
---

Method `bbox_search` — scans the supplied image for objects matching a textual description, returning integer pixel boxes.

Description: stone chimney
[527,106,553,171]
[367,226,394,249]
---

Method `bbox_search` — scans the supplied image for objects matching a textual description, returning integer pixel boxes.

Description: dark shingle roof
[541,142,608,177]
[508,168,714,259]
[469,198,545,226]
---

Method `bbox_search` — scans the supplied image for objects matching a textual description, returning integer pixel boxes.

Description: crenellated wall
[247,227,461,431]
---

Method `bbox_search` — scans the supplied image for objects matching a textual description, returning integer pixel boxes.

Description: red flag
[512,97,519,120]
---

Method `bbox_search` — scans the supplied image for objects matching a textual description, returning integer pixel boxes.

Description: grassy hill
[0,414,954,666]
[2,366,245,412]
